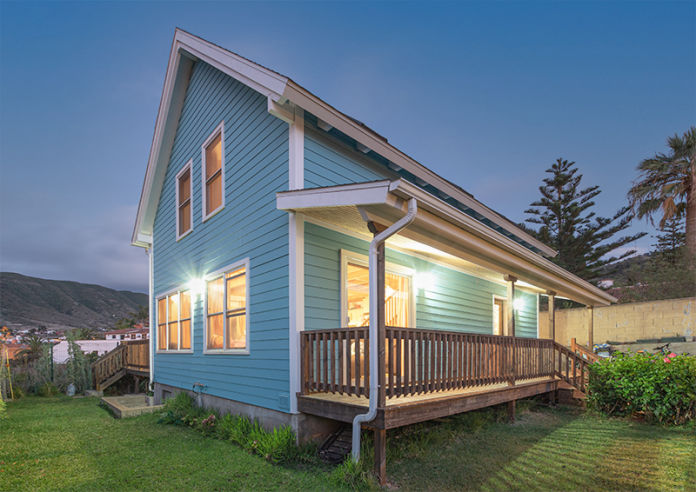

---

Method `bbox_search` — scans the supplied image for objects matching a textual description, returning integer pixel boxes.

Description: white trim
[203,258,251,355]
[154,286,194,354]
[536,292,540,339]
[132,29,553,258]
[267,97,295,124]
[175,160,193,241]
[277,180,394,210]
[148,246,154,387]
[339,249,415,328]
[201,121,225,222]
[491,294,507,336]
[288,213,304,413]
[288,107,304,190]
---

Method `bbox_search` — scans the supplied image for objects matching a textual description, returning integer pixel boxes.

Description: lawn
[1,397,694,491]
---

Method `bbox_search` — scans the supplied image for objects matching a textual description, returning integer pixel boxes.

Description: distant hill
[0,272,147,332]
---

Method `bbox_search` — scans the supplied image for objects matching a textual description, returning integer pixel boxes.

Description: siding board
[152,60,291,412]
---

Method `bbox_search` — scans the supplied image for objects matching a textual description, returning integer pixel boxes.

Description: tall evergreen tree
[525,158,646,281]
[653,215,686,265]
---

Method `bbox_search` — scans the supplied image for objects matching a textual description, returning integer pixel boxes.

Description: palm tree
[17,334,45,363]
[628,126,696,258]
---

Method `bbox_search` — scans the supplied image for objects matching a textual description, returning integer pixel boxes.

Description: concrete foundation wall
[539,297,696,346]
[154,382,339,444]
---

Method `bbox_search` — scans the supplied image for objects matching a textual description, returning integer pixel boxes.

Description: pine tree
[653,215,686,265]
[525,158,646,281]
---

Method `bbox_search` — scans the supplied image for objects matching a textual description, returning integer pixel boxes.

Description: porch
[299,327,591,429]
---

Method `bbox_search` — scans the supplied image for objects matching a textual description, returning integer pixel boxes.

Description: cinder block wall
[539,297,696,346]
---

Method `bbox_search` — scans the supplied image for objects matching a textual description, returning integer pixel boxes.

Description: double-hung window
[206,261,248,353]
[176,161,193,239]
[156,289,192,352]
[202,122,224,220]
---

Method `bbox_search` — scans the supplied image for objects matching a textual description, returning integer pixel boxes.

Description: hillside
[0,272,147,332]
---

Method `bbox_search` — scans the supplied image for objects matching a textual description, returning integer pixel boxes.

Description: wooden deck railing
[554,342,592,393]
[300,327,557,399]
[124,339,149,371]
[92,339,149,390]
[570,338,600,363]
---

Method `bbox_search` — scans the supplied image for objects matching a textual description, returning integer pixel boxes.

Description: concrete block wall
[539,297,695,346]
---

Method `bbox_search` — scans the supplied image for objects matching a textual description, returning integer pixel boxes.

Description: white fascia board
[282,81,556,258]
[132,29,291,245]
[388,181,615,305]
[276,180,393,210]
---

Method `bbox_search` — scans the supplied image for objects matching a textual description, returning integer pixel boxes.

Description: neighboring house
[1,343,28,361]
[131,30,614,480]
[52,340,120,363]
[105,326,149,341]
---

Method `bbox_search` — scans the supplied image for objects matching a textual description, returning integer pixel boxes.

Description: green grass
[1,397,694,491]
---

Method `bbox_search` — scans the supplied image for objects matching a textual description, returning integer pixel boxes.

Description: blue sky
[1,1,694,293]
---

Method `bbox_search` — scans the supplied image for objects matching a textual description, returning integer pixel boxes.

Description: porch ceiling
[277,180,616,306]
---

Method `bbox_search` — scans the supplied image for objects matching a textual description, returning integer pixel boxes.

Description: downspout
[147,245,154,390]
[352,198,417,463]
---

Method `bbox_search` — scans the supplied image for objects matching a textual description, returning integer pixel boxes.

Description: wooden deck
[299,376,558,429]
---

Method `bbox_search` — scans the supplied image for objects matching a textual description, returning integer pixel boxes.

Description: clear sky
[1,1,694,293]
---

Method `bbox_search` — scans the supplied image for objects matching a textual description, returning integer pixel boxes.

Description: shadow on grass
[382,400,695,491]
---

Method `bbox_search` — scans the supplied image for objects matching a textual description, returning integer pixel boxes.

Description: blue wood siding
[305,222,538,337]
[304,128,392,188]
[152,60,291,412]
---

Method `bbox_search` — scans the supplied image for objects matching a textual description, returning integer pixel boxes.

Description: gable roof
[132,29,555,258]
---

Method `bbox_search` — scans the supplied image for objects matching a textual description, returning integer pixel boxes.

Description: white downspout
[147,246,154,390]
[352,198,417,463]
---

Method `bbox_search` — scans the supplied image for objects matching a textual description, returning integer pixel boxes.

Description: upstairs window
[206,261,248,353]
[202,122,224,220]
[156,289,192,352]
[176,161,193,239]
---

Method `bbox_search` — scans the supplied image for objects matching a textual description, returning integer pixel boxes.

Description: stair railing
[92,344,127,389]
[553,342,593,393]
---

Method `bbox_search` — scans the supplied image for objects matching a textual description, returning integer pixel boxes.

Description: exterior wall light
[513,298,524,312]
[188,278,205,297]
[415,272,436,292]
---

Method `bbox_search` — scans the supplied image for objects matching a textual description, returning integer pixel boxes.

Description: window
[341,251,413,328]
[156,290,192,352]
[202,122,224,220]
[176,161,193,239]
[206,262,248,352]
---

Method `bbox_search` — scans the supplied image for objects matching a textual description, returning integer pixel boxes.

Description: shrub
[0,398,6,420]
[37,382,60,397]
[159,394,305,464]
[587,351,696,425]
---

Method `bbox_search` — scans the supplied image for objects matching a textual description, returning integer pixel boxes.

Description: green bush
[159,393,303,464]
[37,382,60,397]
[0,398,6,419]
[587,351,696,425]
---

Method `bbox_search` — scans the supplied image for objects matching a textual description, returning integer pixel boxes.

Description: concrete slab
[101,394,163,418]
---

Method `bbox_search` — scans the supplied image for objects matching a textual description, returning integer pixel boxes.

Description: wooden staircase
[319,425,353,464]
[92,340,149,391]
[553,339,599,404]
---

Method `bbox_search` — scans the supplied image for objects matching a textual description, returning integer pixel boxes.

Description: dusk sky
[1,1,694,294]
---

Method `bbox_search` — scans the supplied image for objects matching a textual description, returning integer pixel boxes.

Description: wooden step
[96,369,127,392]
[319,425,352,464]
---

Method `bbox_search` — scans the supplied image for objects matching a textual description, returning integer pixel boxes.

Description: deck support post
[586,305,594,348]
[504,275,517,386]
[547,291,556,342]
[376,240,386,409]
[508,399,516,423]
[374,428,387,486]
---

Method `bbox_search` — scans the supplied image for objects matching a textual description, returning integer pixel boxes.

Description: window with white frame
[202,122,224,220]
[176,161,193,239]
[156,290,192,351]
[206,263,248,352]
[341,251,414,328]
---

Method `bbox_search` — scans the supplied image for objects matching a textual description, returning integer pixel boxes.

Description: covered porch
[277,179,612,483]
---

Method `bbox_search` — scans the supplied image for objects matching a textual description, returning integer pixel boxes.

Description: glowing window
[345,260,412,328]
[156,290,192,352]
[176,162,192,239]
[206,264,248,352]
[202,123,224,219]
